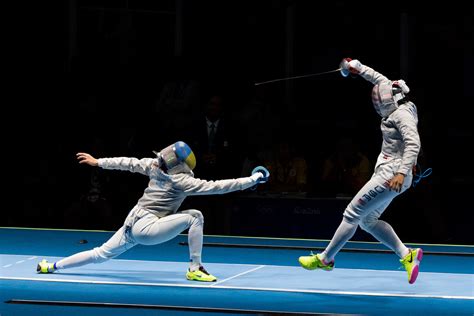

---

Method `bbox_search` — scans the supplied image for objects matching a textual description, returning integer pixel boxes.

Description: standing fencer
[299,58,423,284]
[37,141,269,282]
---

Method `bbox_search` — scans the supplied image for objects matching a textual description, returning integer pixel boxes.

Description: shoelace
[412,165,432,188]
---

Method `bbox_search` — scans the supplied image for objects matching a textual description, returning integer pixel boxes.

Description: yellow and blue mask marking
[174,141,196,170]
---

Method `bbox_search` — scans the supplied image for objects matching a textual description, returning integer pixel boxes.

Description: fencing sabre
[254,67,342,86]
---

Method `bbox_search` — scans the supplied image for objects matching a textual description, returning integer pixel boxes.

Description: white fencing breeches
[322,164,413,261]
[56,208,204,269]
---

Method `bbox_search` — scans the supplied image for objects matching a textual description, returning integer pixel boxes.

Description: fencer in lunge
[299,58,423,284]
[37,141,270,282]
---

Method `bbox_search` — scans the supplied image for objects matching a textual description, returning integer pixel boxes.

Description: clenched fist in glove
[340,58,363,77]
[249,166,270,191]
[251,166,270,183]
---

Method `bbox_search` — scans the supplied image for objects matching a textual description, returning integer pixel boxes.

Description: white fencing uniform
[321,63,421,262]
[56,157,262,270]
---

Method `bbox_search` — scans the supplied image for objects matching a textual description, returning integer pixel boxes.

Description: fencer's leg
[299,219,356,270]
[360,215,409,258]
[55,226,136,270]
[360,182,413,259]
[320,217,358,263]
[181,209,204,271]
[180,210,216,282]
[132,210,204,270]
[321,174,397,263]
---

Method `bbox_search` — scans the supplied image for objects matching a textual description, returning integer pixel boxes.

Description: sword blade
[254,68,341,86]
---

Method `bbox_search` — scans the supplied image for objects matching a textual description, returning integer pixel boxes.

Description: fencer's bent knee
[360,217,378,232]
[343,209,360,225]
[185,209,204,225]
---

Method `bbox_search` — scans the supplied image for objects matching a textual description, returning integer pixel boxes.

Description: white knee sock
[55,250,97,269]
[366,220,409,258]
[188,218,203,271]
[321,219,358,263]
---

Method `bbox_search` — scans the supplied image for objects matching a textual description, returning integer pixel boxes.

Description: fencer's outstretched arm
[176,172,264,196]
[93,156,157,176]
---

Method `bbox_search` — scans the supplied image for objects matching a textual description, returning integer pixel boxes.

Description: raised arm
[340,58,390,86]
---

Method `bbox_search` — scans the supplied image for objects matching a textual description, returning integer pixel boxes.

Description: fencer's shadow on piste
[54,270,184,282]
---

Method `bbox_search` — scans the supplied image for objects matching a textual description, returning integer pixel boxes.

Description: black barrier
[228,194,357,240]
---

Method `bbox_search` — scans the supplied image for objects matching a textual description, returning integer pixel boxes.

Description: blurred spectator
[236,86,276,150]
[186,94,240,235]
[64,186,114,230]
[64,136,116,229]
[189,94,238,180]
[319,136,371,197]
[154,57,201,138]
[264,141,308,193]
[240,144,262,178]
[21,158,59,227]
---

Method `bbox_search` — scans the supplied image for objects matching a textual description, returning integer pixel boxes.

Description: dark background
[14,1,473,244]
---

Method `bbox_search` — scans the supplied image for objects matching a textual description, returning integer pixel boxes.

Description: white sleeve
[175,173,261,196]
[359,65,391,86]
[98,157,157,176]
